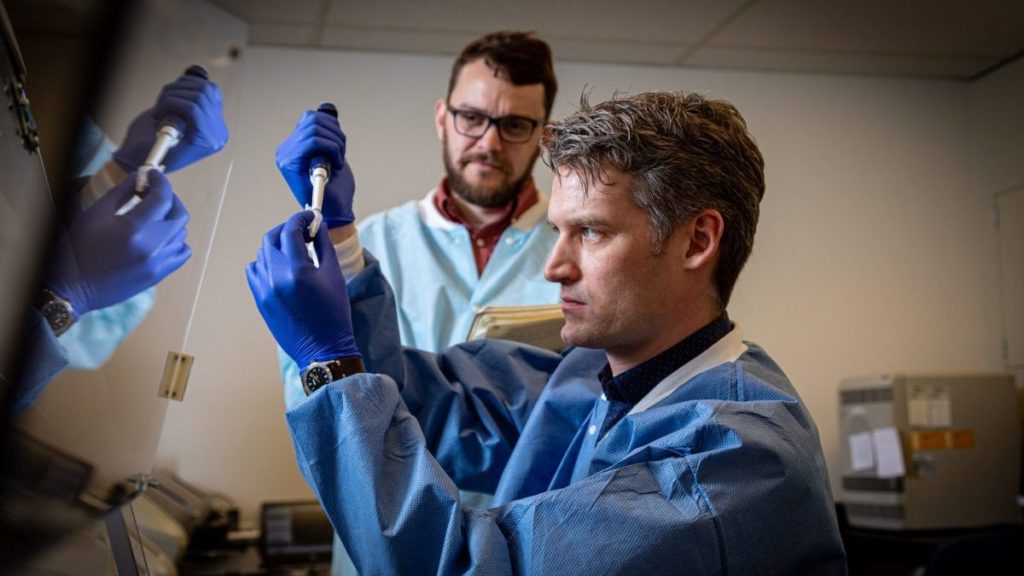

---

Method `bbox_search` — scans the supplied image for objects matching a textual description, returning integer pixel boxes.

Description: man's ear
[683,208,724,270]
[541,122,554,141]
[434,99,447,141]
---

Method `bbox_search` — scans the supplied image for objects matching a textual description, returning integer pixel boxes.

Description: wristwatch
[37,288,77,336]
[300,357,365,396]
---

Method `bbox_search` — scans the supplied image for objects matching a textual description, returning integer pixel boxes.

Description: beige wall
[971,57,1024,376]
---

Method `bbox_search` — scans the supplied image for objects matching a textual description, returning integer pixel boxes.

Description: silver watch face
[41,300,75,335]
[303,364,333,394]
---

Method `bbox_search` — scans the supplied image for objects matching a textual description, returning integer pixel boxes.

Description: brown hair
[448,31,557,118]
[544,91,765,308]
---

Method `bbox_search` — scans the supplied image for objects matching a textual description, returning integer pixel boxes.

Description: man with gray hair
[248,91,848,574]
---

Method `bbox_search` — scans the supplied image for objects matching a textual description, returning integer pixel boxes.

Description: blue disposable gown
[286,254,848,575]
[280,187,561,575]
[7,310,69,415]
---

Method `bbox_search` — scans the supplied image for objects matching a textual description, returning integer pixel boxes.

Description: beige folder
[466,304,566,352]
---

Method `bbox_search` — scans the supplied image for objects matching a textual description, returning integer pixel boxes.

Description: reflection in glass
[1,0,243,569]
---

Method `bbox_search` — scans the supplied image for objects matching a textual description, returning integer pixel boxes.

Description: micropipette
[117,64,209,216]
[306,102,337,239]
[303,102,338,269]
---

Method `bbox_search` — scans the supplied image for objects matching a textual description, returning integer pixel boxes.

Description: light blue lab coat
[286,254,848,575]
[60,289,156,370]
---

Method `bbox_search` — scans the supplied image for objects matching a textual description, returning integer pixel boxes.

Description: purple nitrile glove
[246,210,359,367]
[113,73,229,173]
[47,171,191,315]
[275,109,356,228]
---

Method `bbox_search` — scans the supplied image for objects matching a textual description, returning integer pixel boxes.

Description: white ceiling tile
[250,23,317,47]
[210,0,323,23]
[248,0,323,23]
[227,0,1024,79]
[324,0,747,44]
[711,0,1024,57]
[547,38,690,67]
[319,25,691,67]
[207,0,249,19]
[319,27,470,54]
[686,45,994,79]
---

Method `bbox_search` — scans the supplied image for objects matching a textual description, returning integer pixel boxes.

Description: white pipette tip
[134,163,157,193]
[304,206,323,269]
[115,194,143,216]
[306,241,321,269]
[307,207,324,239]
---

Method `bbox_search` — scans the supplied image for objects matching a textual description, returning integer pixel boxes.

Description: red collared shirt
[434,179,540,275]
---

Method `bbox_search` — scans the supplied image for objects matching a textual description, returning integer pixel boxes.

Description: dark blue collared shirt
[597,312,734,438]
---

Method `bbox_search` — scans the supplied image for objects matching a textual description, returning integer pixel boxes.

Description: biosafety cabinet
[839,374,1022,530]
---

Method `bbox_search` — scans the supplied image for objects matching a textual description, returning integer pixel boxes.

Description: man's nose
[544,240,578,284]
[473,121,505,152]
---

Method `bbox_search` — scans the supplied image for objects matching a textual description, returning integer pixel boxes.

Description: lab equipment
[48,170,190,318]
[306,102,337,239]
[839,373,1022,530]
[246,211,360,369]
[260,500,333,569]
[133,470,240,561]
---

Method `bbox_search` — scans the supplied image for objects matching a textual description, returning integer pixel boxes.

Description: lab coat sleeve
[60,287,156,370]
[278,347,306,411]
[335,251,563,492]
[6,310,70,415]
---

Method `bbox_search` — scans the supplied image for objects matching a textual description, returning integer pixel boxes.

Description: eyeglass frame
[446,105,544,143]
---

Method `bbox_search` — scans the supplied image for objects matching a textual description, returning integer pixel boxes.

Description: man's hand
[246,211,360,367]
[275,110,356,228]
[113,73,229,173]
[48,171,191,314]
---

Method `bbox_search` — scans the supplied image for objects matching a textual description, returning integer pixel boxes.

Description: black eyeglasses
[447,107,542,143]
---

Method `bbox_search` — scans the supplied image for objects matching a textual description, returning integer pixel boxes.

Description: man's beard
[442,136,538,209]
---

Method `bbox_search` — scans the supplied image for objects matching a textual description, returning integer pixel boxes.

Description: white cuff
[333,230,365,279]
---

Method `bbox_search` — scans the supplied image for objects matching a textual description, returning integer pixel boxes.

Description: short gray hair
[543,91,765,308]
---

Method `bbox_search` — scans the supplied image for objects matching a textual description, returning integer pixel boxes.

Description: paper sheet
[871,427,906,478]
[849,431,875,472]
